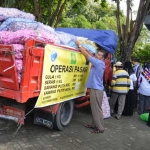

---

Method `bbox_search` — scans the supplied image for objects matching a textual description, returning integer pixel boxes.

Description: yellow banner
[35,44,90,108]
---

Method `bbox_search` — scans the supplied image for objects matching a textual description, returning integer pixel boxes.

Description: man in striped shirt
[109,61,131,120]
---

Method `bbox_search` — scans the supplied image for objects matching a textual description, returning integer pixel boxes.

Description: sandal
[84,124,95,129]
[91,129,104,134]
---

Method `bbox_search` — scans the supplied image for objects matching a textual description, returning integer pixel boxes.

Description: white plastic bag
[102,91,111,118]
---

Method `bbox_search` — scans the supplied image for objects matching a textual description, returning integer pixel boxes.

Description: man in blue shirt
[76,40,108,134]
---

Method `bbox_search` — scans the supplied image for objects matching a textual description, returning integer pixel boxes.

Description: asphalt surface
[0,106,150,150]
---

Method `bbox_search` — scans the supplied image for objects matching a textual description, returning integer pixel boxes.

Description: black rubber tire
[54,100,74,130]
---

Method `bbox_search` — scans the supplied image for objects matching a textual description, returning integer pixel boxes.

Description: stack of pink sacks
[0,29,60,83]
[0,8,60,83]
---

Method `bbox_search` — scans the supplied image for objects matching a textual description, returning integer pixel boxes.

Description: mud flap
[34,109,55,129]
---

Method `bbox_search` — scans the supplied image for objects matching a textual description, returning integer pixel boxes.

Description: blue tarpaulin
[55,28,118,54]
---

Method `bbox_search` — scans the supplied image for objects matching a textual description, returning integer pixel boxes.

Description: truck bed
[0,40,45,103]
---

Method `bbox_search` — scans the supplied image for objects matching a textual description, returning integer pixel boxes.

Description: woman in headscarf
[138,63,150,115]
[122,61,137,116]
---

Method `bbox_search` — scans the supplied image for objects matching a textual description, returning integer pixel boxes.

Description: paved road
[0,106,150,150]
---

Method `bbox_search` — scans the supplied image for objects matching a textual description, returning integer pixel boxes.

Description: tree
[63,0,119,30]
[132,44,150,64]
[0,0,88,27]
[113,0,150,63]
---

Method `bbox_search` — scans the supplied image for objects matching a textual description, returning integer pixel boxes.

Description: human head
[115,61,123,70]
[123,61,132,70]
[95,45,108,60]
[131,57,140,65]
[143,61,148,68]
[145,62,150,72]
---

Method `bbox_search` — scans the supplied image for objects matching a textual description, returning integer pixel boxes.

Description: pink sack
[15,59,23,74]
[102,91,111,118]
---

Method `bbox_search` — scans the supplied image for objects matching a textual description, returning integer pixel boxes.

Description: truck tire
[54,100,74,130]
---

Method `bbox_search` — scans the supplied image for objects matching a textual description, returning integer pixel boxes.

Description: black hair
[123,61,135,75]
[145,63,150,70]
[96,44,108,59]
[131,57,139,62]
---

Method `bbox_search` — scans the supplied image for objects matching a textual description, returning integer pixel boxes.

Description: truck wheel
[54,100,74,130]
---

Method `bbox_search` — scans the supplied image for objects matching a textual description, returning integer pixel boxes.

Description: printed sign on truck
[35,44,90,108]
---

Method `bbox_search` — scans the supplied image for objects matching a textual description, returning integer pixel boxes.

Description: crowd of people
[76,40,150,134]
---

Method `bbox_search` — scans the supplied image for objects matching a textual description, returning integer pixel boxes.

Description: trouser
[90,89,104,131]
[110,92,126,116]
[138,93,150,115]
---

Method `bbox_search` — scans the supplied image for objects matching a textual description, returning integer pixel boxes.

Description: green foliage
[132,27,150,64]
[58,18,73,27]
[132,44,150,64]
[93,21,108,29]
[61,15,91,28]
[101,0,108,8]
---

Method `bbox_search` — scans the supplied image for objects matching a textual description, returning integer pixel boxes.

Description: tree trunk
[116,0,150,64]
[48,0,54,25]
[48,0,62,26]
[54,0,67,28]
[34,0,42,22]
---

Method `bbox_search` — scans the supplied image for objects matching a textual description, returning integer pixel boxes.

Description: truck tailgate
[0,44,19,90]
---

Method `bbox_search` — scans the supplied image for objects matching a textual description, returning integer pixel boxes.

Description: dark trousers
[133,87,138,109]
[138,93,150,115]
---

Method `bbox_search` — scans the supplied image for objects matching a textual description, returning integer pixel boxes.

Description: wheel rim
[60,102,71,125]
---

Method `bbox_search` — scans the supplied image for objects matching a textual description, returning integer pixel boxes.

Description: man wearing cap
[109,61,131,120]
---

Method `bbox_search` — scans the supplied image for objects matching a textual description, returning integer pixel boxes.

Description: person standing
[122,61,137,116]
[76,40,108,134]
[109,61,130,120]
[138,63,150,115]
[131,57,142,110]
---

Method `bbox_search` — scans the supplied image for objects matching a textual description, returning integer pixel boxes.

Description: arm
[76,40,93,59]
[132,74,137,82]
[138,74,142,87]
[111,72,116,87]
[127,76,131,88]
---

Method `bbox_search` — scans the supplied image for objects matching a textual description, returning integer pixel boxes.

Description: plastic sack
[35,29,60,44]
[0,30,37,44]
[15,59,23,74]
[140,113,149,122]
[82,43,97,54]
[0,15,5,21]
[0,18,38,31]
[0,29,59,45]
[77,37,98,48]
[13,44,24,53]
[67,40,97,53]
[17,73,22,83]
[13,44,24,59]
[55,31,76,45]
[37,22,55,33]
[0,7,35,20]
[102,91,111,118]
[77,37,98,53]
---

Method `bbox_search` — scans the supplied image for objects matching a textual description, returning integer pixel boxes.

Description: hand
[109,86,112,91]
[75,40,80,47]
